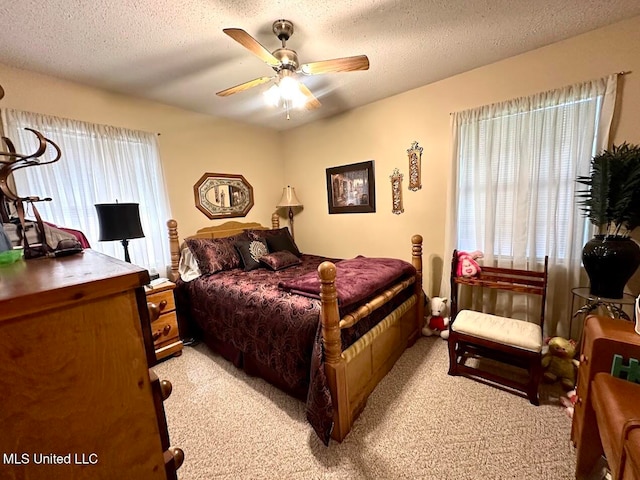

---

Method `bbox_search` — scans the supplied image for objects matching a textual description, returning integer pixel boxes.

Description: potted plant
[577,142,640,298]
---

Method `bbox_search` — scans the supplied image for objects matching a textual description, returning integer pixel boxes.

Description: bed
[166,214,424,444]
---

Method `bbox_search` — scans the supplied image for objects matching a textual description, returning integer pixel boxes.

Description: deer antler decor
[0,128,61,203]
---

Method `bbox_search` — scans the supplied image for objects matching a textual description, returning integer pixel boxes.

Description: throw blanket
[279,256,416,309]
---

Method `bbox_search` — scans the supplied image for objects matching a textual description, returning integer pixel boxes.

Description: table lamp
[95,203,144,263]
[276,186,302,239]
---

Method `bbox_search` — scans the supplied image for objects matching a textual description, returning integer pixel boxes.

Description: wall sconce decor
[407,141,423,191]
[390,168,404,215]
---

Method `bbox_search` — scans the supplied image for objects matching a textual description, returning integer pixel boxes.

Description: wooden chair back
[450,251,549,328]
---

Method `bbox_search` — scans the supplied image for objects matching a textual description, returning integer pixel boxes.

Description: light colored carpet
[153,337,577,480]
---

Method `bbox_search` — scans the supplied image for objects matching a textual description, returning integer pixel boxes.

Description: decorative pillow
[235,239,269,271]
[185,232,248,275]
[247,227,301,257]
[259,250,302,271]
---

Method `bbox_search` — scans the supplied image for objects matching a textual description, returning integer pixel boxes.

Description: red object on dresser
[44,221,91,248]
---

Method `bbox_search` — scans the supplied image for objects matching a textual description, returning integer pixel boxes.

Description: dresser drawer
[152,312,180,348]
[147,289,176,315]
[571,316,640,452]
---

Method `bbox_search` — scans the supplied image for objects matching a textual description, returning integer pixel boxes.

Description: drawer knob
[148,302,161,321]
[579,354,588,365]
[160,379,172,400]
[168,447,184,470]
[152,325,172,341]
[158,299,168,311]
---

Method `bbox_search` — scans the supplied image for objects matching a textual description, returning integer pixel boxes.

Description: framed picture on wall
[325,160,376,214]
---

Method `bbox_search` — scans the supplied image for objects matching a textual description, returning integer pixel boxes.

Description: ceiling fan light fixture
[280,77,304,102]
[264,77,308,111]
[264,84,281,107]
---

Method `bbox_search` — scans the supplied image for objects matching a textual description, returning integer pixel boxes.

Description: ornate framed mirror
[193,173,254,220]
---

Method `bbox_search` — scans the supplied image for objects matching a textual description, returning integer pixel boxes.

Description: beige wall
[3,15,640,296]
[282,15,640,296]
[0,63,283,242]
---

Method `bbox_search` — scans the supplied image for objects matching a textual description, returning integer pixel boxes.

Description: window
[2,109,172,273]
[457,98,603,258]
[448,75,618,336]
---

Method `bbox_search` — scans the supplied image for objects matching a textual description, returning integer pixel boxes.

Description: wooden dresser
[0,250,183,479]
[573,315,640,478]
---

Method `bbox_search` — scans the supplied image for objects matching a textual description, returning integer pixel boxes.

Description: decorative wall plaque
[193,173,254,219]
[390,168,404,215]
[407,141,423,191]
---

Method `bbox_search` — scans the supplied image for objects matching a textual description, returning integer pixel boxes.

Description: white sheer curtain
[1,108,172,274]
[441,75,618,337]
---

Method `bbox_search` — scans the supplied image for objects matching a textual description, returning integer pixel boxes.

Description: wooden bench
[448,250,549,405]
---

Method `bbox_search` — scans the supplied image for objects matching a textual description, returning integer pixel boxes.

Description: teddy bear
[541,336,579,391]
[422,296,450,340]
[457,250,484,278]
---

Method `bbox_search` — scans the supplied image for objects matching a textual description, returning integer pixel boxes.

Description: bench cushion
[452,310,542,352]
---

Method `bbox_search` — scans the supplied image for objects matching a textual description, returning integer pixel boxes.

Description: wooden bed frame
[166,214,424,442]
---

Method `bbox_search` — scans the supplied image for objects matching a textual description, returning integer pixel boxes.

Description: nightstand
[145,280,183,361]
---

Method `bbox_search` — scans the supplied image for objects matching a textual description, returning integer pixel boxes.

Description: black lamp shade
[95,203,144,241]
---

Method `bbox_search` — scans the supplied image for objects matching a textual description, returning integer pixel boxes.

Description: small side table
[145,280,183,361]
[570,287,635,341]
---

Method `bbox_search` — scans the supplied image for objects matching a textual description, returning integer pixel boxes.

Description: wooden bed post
[167,219,180,282]
[319,261,350,442]
[411,234,424,345]
[271,212,280,229]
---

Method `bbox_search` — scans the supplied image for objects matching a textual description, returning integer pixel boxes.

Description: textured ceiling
[1,1,640,131]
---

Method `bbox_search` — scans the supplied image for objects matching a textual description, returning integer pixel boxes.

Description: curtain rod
[448,70,632,115]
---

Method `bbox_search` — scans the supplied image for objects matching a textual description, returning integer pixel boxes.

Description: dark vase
[582,235,640,299]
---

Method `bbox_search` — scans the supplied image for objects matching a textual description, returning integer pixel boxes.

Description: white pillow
[178,244,202,282]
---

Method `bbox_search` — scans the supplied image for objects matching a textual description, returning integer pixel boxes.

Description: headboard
[166,212,280,281]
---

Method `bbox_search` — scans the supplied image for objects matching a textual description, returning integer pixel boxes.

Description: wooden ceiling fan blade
[297,82,321,110]
[300,55,369,75]
[216,76,273,97]
[223,28,281,67]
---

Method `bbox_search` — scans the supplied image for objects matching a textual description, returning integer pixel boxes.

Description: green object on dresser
[0,247,23,265]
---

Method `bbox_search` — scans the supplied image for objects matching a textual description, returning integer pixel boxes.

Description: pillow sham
[235,239,269,271]
[247,227,301,257]
[185,232,248,275]
[259,250,302,271]
[178,244,202,282]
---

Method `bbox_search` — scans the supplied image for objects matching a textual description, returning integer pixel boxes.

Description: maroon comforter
[176,254,415,444]
[279,256,416,308]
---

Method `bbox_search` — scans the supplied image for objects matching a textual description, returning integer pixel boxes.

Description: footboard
[320,235,424,442]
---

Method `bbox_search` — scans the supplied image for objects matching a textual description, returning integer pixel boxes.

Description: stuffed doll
[541,337,579,391]
[560,389,577,418]
[457,250,484,277]
[422,296,450,340]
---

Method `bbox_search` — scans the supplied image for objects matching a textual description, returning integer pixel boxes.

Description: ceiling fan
[217,19,369,116]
